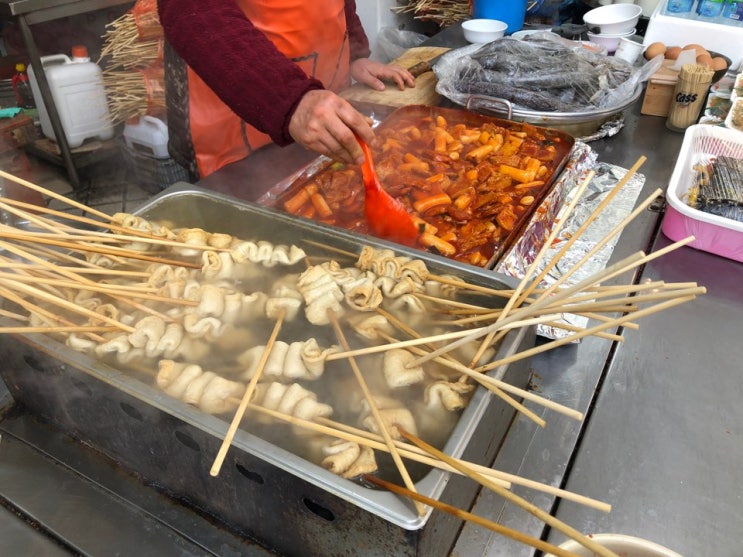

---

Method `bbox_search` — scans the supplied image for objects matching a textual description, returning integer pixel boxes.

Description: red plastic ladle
[355,134,419,246]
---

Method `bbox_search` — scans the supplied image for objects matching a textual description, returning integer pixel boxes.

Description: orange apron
[187,0,351,178]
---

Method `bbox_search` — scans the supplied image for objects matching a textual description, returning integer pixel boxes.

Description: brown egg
[696,53,713,67]
[711,57,729,71]
[665,46,682,60]
[644,41,666,60]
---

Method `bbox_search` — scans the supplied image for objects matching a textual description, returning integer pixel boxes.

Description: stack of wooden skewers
[99,0,165,124]
[0,160,703,557]
[391,0,471,27]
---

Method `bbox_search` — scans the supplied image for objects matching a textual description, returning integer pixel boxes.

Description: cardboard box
[641,60,679,117]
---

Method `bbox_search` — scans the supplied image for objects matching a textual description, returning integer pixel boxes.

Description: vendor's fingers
[385,64,417,90]
[289,90,371,164]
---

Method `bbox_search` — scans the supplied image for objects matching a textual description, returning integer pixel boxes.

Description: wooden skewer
[0,195,111,229]
[0,285,106,343]
[470,170,653,365]
[210,307,287,477]
[0,278,135,333]
[0,271,197,306]
[476,294,699,374]
[557,286,705,313]
[3,223,229,253]
[0,196,185,247]
[518,188,663,315]
[0,240,100,286]
[536,281,666,311]
[327,308,425,517]
[470,171,596,365]
[364,475,576,557]
[4,242,120,270]
[372,307,548,427]
[1,262,150,278]
[326,314,560,363]
[410,250,648,368]
[0,308,28,321]
[0,249,180,323]
[417,347,584,421]
[0,325,120,334]
[516,158,647,309]
[314,416,610,512]
[326,326,486,361]
[438,280,666,322]
[375,329,547,428]
[0,229,202,269]
[397,428,620,557]
[582,311,639,330]
[300,239,357,260]
[0,169,113,221]
[0,201,67,234]
[228,399,608,512]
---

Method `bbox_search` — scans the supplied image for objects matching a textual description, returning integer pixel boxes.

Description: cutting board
[340,46,450,107]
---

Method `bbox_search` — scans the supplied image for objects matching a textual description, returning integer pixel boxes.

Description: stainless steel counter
[452,106,743,557]
[2,31,742,555]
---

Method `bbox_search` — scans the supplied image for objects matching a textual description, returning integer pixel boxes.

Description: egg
[696,53,713,67]
[665,46,682,60]
[644,42,666,60]
[711,57,729,71]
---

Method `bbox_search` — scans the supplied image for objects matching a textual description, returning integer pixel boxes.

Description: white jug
[28,45,114,149]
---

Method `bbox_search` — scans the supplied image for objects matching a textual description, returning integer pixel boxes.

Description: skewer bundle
[392,0,471,27]
[0,161,702,556]
[99,0,165,123]
[103,66,166,124]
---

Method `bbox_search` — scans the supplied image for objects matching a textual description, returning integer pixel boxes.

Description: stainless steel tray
[0,185,535,556]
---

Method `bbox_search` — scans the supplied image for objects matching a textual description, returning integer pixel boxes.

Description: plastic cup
[614,36,645,64]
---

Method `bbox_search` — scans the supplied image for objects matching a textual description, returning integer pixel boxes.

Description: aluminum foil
[495,147,646,339]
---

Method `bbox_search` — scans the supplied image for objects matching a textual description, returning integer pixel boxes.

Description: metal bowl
[464,83,644,139]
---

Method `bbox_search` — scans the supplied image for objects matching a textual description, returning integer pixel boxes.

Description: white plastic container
[27,45,114,148]
[123,115,170,158]
[661,124,743,262]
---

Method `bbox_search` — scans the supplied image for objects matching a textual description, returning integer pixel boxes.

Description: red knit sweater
[157,0,371,147]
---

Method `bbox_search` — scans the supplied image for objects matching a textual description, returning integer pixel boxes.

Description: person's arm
[158,0,323,147]
[345,0,372,61]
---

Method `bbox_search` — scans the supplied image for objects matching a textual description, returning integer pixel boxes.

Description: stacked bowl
[583,3,643,54]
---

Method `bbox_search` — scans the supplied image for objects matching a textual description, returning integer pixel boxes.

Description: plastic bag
[376,27,428,63]
[434,34,663,113]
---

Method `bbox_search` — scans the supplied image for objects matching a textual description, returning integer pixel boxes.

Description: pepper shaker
[666,63,714,132]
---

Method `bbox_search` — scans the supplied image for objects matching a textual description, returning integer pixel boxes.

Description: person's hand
[350,58,416,91]
[288,89,374,165]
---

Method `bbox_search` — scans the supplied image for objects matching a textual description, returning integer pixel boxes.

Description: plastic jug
[123,115,170,158]
[27,45,114,148]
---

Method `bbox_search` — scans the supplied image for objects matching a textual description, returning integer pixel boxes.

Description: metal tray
[259,104,574,270]
[0,185,535,557]
[463,85,643,139]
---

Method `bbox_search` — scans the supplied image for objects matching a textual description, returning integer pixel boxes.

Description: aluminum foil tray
[259,105,574,270]
[0,185,535,557]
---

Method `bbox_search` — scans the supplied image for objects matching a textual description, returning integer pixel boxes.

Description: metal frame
[0,0,134,190]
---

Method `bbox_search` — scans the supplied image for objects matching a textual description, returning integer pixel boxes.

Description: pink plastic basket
[661,125,743,262]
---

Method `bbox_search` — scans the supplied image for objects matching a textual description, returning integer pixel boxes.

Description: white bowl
[583,3,643,34]
[461,19,508,44]
[545,533,683,557]
[587,29,636,54]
